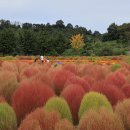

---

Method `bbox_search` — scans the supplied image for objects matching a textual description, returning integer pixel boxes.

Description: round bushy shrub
[52,69,75,95]
[0,96,6,103]
[105,71,126,88]
[61,84,85,124]
[65,76,90,92]
[92,81,125,105]
[62,63,79,75]
[30,72,52,87]
[78,92,113,119]
[0,70,18,104]
[1,61,18,72]
[12,80,55,122]
[111,63,121,72]
[83,75,95,89]
[18,108,60,130]
[44,97,72,122]
[20,66,39,80]
[78,108,124,130]
[0,103,17,130]
[115,99,130,130]
[121,84,130,98]
[80,64,109,81]
[55,119,74,130]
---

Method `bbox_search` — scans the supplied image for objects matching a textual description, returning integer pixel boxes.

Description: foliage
[78,92,113,119]
[0,96,6,103]
[121,84,130,98]
[0,28,16,56]
[78,108,125,130]
[18,108,60,130]
[115,99,130,130]
[12,80,55,122]
[55,119,74,130]
[70,34,85,50]
[111,63,121,72]
[92,81,125,105]
[52,69,75,95]
[61,84,85,124]
[44,97,72,123]
[0,19,129,56]
[65,76,90,92]
[0,70,18,104]
[0,103,17,130]
[105,71,126,88]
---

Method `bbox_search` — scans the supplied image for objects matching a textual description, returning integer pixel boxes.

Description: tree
[0,29,16,55]
[107,23,118,40]
[70,34,85,50]
[22,23,32,29]
[56,20,65,28]
[66,23,73,29]
[19,30,37,55]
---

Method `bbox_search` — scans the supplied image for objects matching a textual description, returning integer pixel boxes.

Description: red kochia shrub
[61,84,85,124]
[83,75,95,89]
[65,76,90,92]
[55,119,74,130]
[78,108,125,130]
[30,72,52,87]
[121,84,130,98]
[121,62,130,71]
[12,80,55,121]
[20,66,39,80]
[117,68,130,76]
[105,71,126,88]
[92,81,125,106]
[52,69,75,95]
[18,108,61,130]
[80,64,110,81]
[0,96,6,103]
[62,63,79,75]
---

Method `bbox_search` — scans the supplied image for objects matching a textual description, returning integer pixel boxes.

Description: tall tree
[70,34,85,54]
[0,29,16,55]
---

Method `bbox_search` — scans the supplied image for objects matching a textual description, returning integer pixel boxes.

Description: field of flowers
[0,59,130,130]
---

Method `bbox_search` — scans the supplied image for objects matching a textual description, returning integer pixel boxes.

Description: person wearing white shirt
[40,55,44,63]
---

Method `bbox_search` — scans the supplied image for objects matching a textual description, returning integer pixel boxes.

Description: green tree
[0,29,16,55]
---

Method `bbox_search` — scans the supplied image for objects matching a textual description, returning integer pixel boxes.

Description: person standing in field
[40,55,44,63]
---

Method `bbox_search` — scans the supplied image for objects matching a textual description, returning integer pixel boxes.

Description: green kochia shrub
[0,103,17,130]
[111,63,121,72]
[78,92,113,119]
[44,97,72,122]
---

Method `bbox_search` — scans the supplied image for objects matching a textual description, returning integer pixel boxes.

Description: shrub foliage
[44,97,72,122]
[78,92,113,119]
[0,103,17,130]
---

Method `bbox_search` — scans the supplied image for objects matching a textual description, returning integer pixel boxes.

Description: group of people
[34,55,50,63]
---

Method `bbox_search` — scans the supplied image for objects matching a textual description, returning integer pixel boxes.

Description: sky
[0,0,130,33]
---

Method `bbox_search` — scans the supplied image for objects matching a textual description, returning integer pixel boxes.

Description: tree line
[0,19,129,56]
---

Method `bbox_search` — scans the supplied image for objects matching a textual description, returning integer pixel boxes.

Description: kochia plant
[78,92,113,119]
[18,108,60,130]
[115,99,130,130]
[44,97,72,122]
[61,84,85,124]
[0,103,17,130]
[78,108,124,130]
[12,80,55,122]
[55,119,74,130]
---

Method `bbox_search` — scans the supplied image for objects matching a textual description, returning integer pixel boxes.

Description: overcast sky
[0,0,130,33]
